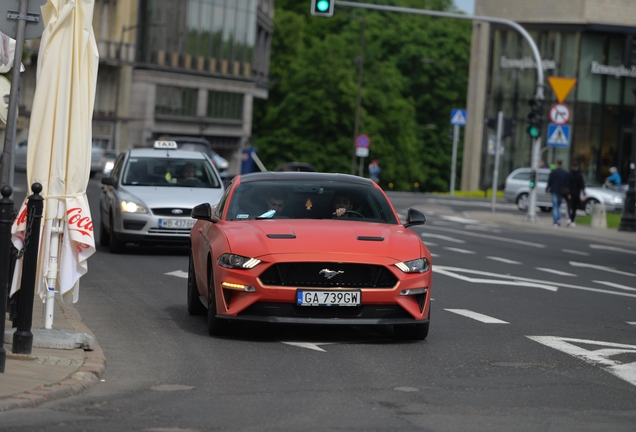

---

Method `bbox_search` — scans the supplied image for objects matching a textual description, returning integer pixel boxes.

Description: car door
[537,171,552,206]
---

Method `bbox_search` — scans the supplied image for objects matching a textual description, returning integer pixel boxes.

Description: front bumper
[113,212,192,245]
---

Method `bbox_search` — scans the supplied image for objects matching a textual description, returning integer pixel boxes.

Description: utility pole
[618,89,636,231]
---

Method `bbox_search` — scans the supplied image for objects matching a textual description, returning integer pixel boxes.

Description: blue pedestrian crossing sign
[450,109,467,126]
[547,124,570,147]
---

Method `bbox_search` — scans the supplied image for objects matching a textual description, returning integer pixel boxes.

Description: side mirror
[191,202,217,222]
[404,208,426,228]
[101,177,115,186]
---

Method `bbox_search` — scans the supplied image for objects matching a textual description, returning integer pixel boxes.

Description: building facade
[16,0,274,177]
[463,0,636,191]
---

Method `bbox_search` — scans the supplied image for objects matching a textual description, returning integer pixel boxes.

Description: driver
[331,191,354,217]
[181,163,196,181]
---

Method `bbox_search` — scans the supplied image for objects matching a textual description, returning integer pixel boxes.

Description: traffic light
[529,169,537,188]
[311,0,334,17]
[526,97,543,138]
[503,118,516,139]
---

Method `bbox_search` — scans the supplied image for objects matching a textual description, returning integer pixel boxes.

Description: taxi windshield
[225,181,398,223]
[122,157,221,188]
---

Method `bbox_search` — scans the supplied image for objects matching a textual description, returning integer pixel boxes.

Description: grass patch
[574,212,622,229]
[432,190,504,199]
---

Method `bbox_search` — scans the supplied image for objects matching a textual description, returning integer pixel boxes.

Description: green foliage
[253,0,471,191]
[575,213,622,229]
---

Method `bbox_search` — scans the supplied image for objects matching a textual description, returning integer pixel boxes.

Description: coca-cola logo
[15,206,28,226]
[67,207,93,237]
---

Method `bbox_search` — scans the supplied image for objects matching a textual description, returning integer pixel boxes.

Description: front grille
[259,263,398,288]
[151,208,192,216]
[239,303,411,319]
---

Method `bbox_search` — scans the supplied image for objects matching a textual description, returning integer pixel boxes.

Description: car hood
[120,185,224,209]
[220,220,423,261]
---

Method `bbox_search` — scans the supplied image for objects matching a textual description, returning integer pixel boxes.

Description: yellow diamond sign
[548,77,577,103]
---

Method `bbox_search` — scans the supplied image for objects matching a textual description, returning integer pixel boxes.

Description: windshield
[226,181,398,224]
[122,157,221,188]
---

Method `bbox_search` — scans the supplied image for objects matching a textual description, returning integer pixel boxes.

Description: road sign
[355,134,370,148]
[355,147,369,157]
[450,109,467,126]
[548,77,577,103]
[549,103,571,125]
[547,124,570,147]
[0,0,46,40]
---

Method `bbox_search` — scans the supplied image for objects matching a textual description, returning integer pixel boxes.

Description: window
[207,91,243,119]
[155,85,198,117]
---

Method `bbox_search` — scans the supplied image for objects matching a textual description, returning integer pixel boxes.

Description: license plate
[158,218,195,229]
[297,290,361,306]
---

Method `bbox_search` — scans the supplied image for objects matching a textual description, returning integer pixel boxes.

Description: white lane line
[425,226,545,248]
[570,261,636,277]
[590,244,636,255]
[486,256,521,265]
[165,270,188,279]
[439,215,481,224]
[465,225,502,233]
[430,253,440,257]
[628,322,636,326]
[535,268,577,277]
[528,336,636,388]
[424,242,438,246]
[445,309,508,324]
[593,281,636,292]
[420,233,466,244]
[443,247,476,254]
[562,249,589,256]
[281,342,334,352]
[434,265,636,298]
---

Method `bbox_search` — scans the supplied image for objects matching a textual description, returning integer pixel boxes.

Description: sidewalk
[0,297,106,411]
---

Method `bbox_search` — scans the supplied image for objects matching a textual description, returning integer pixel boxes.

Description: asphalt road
[1,174,636,431]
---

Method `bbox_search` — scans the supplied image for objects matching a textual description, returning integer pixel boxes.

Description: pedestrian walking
[545,159,570,227]
[566,161,585,227]
[369,159,381,184]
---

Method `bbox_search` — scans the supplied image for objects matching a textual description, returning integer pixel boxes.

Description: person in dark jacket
[546,160,570,227]
[567,161,586,227]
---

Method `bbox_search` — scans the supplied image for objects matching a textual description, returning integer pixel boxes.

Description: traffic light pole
[333,1,545,221]
[491,111,503,213]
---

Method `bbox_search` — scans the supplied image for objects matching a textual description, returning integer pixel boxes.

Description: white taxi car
[99,141,225,253]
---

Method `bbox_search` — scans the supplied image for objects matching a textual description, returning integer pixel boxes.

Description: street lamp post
[618,88,636,232]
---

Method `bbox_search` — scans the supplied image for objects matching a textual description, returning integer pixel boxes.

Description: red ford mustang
[187,172,432,340]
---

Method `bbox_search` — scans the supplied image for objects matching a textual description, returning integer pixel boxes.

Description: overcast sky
[454,0,475,14]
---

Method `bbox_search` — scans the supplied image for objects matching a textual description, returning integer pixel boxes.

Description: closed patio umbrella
[11,0,98,328]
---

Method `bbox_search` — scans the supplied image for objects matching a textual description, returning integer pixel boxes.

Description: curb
[0,301,106,412]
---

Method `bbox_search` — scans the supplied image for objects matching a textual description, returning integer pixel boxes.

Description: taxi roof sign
[154,140,178,149]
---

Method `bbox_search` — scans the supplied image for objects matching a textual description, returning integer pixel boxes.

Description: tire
[99,219,110,247]
[585,198,600,216]
[516,193,529,211]
[207,267,229,336]
[108,215,125,254]
[539,206,552,213]
[187,253,206,316]
[394,308,430,341]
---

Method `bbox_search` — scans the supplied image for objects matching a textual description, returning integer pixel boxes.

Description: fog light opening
[399,287,427,296]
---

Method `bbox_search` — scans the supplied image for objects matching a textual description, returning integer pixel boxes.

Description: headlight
[395,258,430,273]
[121,200,148,213]
[104,161,114,171]
[218,253,261,269]
[218,161,229,169]
[611,196,623,204]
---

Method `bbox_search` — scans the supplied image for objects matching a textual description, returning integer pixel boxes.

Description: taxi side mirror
[101,177,116,186]
[404,208,426,228]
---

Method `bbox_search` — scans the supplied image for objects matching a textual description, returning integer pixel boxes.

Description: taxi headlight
[395,258,430,273]
[104,161,114,171]
[121,200,148,213]
[611,196,623,204]
[218,253,261,269]
[218,161,229,169]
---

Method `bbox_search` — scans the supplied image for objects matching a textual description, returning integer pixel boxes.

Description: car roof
[127,148,209,159]
[239,171,374,185]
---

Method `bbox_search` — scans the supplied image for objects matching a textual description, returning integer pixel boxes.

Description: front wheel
[585,198,600,215]
[99,219,110,247]
[539,206,552,213]
[516,193,529,211]
[207,268,230,336]
[187,253,206,316]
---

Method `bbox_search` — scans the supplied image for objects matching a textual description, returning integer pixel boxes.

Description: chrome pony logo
[319,269,344,279]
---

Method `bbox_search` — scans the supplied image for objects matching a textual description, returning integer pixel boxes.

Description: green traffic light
[526,125,540,138]
[316,0,330,11]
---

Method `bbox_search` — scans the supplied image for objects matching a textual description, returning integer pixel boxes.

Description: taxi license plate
[159,218,195,229]
[297,290,360,306]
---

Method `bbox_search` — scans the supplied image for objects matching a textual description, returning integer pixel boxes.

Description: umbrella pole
[44,218,62,329]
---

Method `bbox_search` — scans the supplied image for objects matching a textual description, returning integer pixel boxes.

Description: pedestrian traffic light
[529,169,537,188]
[526,97,543,138]
[311,0,335,17]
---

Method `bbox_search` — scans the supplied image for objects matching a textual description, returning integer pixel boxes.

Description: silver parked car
[504,167,624,215]
[99,141,225,253]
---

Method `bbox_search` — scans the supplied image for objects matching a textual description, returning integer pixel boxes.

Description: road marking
[420,233,466,244]
[465,225,502,233]
[628,322,636,326]
[439,215,481,224]
[424,242,438,246]
[535,267,576,277]
[430,253,440,257]
[590,244,636,255]
[570,261,636,277]
[486,256,521,265]
[433,265,636,298]
[445,309,508,324]
[165,270,188,279]
[425,226,545,248]
[443,247,476,254]
[528,336,636,388]
[562,249,589,256]
[281,342,335,352]
[592,281,636,292]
